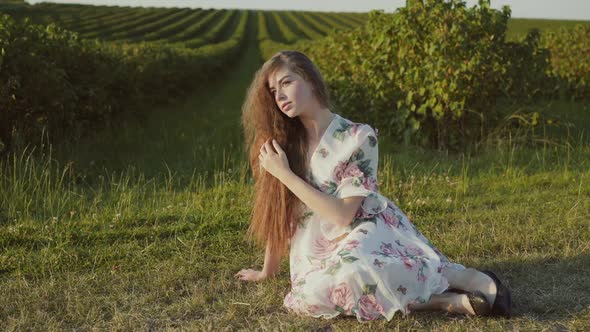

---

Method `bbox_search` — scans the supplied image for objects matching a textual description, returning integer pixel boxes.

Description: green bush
[542,24,590,100]
[498,28,550,101]
[0,15,123,156]
[0,11,249,157]
[305,0,524,148]
[299,0,558,150]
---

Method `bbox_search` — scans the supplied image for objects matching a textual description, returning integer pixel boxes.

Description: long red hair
[240,50,334,259]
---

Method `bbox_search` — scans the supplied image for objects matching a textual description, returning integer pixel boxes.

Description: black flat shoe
[445,288,492,316]
[481,270,512,318]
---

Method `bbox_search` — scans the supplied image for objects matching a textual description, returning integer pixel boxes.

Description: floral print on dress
[317,147,329,158]
[329,282,355,314]
[284,113,466,323]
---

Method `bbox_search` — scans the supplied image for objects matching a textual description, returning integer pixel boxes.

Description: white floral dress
[283,113,466,322]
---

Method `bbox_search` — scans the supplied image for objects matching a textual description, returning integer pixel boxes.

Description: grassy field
[1,6,590,332]
[507,17,590,40]
[2,2,590,44]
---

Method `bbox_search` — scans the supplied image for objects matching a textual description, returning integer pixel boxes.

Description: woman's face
[268,67,315,118]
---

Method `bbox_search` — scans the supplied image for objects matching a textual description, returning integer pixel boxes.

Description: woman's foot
[409,292,478,315]
[443,289,492,316]
[456,268,497,310]
[448,268,513,318]
[447,293,476,315]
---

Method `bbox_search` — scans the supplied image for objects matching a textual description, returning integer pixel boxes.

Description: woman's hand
[259,138,292,181]
[235,268,267,282]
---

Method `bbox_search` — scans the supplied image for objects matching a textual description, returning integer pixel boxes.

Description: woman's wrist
[262,268,278,278]
[278,169,295,184]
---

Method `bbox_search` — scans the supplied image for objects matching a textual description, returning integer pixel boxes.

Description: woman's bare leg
[407,267,497,316]
[407,292,475,315]
[443,267,497,307]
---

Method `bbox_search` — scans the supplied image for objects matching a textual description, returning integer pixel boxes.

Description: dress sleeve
[334,124,388,216]
[319,124,389,241]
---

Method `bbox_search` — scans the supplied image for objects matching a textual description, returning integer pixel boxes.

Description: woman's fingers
[260,138,279,157]
[264,140,274,154]
[260,138,271,153]
[236,270,251,281]
[271,139,282,154]
[235,269,252,277]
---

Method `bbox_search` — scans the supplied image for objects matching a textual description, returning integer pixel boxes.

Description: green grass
[2,103,589,330]
[507,18,590,41]
[1,12,590,331]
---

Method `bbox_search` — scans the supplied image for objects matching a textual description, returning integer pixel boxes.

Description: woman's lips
[282,102,292,111]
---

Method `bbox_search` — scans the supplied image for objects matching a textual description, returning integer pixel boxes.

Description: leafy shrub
[299,0,556,150]
[501,29,551,100]
[541,24,590,100]
[0,15,121,156]
[0,11,249,157]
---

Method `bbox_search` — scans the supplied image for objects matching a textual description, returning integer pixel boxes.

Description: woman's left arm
[282,171,364,228]
[259,138,363,227]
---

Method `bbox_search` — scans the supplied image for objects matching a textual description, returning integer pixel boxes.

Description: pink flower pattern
[382,208,400,228]
[329,282,355,314]
[350,123,363,136]
[313,234,339,260]
[333,160,349,182]
[361,175,378,191]
[343,162,365,179]
[284,114,466,322]
[343,240,360,251]
[405,244,425,257]
[358,294,386,321]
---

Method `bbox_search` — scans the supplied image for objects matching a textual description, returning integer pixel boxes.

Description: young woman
[235,50,512,322]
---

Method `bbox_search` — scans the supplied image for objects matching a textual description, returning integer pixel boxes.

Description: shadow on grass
[501,252,590,320]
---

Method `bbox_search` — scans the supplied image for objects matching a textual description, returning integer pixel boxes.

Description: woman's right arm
[262,240,281,277]
[235,241,281,282]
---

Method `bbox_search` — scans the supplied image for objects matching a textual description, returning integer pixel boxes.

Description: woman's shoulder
[336,114,377,134]
[335,116,378,140]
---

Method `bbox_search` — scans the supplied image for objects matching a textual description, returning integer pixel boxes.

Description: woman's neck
[300,109,334,142]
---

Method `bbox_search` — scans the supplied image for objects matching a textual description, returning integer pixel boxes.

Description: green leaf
[434,104,443,117]
[342,256,359,263]
[406,91,414,104]
[337,249,351,257]
[324,261,342,275]
[362,283,378,295]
